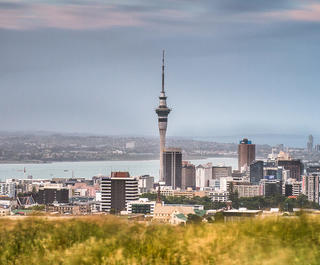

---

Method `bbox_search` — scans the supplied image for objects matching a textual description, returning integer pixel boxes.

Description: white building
[208,190,229,202]
[302,174,320,205]
[127,198,156,216]
[138,175,154,194]
[196,163,213,188]
[208,177,233,192]
[0,182,16,198]
[283,178,302,197]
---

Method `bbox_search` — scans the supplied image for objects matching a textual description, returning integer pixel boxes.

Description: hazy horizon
[0,130,316,148]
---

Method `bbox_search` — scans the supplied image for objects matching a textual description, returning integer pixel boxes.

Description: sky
[1,0,320,145]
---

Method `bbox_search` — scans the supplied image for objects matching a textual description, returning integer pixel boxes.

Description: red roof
[111,172,130,178]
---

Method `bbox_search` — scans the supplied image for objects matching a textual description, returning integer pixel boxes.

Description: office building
[163,148,182,189]
[181,161,196,190]
[277,159,303,181]
[100,172,139,213]
[238,138,256,171]
[250,160,264,184]
[260,180,282,197]
[212,166,232,179]
[36,186,69,204]
[155,51,171,181]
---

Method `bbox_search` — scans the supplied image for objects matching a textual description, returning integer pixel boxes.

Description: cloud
[0,1,26,9]
[0,3,146,30]
[266,3,320,22]
[0,1,195,30]
[210,0,293,13]
[0,0,319,31]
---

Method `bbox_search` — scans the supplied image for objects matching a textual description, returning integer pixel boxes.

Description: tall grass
[1,215,320,265]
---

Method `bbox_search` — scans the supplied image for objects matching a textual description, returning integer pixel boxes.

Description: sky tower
[156,50,171,181]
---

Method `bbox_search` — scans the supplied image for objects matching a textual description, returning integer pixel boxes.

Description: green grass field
[1,215,320,265]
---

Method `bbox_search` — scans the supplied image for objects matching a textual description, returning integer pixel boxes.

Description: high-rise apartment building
[100,172,139,213]
[238,138,255,171]
[283,179,302,197]
[155,51,171,181]
[302,174,320,205]
[163,148,182,189]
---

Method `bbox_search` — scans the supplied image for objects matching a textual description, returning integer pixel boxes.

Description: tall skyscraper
[307,134,314,152]
[163,148,182,189]
[155,50,171,181]
[238,138,256,171]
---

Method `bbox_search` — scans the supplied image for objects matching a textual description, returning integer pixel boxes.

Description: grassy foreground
[1,215,320,265]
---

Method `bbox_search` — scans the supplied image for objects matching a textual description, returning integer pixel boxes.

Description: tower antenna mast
[162,50,165,93]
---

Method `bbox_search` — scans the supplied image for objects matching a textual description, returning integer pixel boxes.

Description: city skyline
[1,0,320,138]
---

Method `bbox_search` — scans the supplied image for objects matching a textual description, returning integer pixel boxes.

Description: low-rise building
[127,198,156,216]
[233,184,260,198]
[46,203,92,215]
[223,208,262,222]
[0,207,10,216]
[207,190,229,202]
[153,203,199,223]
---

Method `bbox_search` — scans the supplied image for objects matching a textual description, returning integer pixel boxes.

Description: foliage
[1,216,320,264]
[141,193,320,211]
[186,214,202,224]
[235,194,320,211]
[141,193,226,210]
[28,205,45,211]
[213,212,224,222]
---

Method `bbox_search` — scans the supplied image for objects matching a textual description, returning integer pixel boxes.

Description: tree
[213,212,224,222]
[229,190,239,208]
[186,214,202,224]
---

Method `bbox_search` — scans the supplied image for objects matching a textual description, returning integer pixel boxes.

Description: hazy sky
[1,0,320,141]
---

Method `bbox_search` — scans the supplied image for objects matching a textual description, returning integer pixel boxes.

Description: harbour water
[0,157,238,181]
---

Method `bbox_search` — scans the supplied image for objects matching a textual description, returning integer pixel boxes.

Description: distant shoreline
[0,155,238,165]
